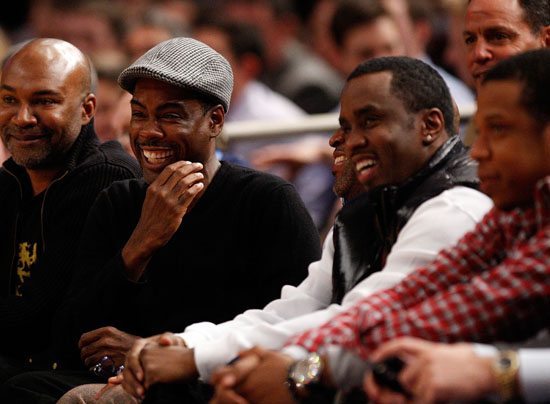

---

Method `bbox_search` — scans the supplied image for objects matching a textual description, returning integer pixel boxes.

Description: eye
[487,31,510,43]
[161,112,183,120]
[2,95,16,104]
[131,110,145,118]
[361,117,378,129]
[36,98,56,105]
[464,35,475,45]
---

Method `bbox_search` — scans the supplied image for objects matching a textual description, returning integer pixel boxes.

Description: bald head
[4,38,93,98]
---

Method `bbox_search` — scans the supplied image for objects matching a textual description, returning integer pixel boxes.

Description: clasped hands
[97,332,196,400]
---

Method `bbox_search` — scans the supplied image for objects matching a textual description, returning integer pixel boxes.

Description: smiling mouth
[356,158,377,173]
[334,155,346,165]
[141,149,175,164]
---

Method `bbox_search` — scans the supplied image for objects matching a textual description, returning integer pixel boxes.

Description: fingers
[156,161,203,189]
[121,365,146,400]
[78,327,105,349]
[95,381,118,401]
[365,373,409,404]
[210,355,260,389]
[210,385,251,404]
[154,161,200,186]
[225,354,261,384]
[370,337,432,362]
[125,338,149,384]
[147,161,204,212]
[158,332,185,347]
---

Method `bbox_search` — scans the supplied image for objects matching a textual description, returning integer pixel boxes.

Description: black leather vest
[331,137,480,303]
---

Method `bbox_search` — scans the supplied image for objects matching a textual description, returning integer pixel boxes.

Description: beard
[2,126,76,170]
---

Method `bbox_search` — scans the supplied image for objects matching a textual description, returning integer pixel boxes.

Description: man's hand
[122,161,204,280]
[365,337,496,404]
[78,326,139,369]
[210,347,295,404]
[121,332,193,399]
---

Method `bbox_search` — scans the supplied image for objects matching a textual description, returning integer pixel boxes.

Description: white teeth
[334,156,346,164]
[143,150,174,161]
[356,159,376,171]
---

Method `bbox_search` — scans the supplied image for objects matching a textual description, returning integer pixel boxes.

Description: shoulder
[97,177,147,201]
[399,186,493,241]
[220,162,294,191]
[97,141,141,175]
[75,140,141,179]
[416,186,493,221]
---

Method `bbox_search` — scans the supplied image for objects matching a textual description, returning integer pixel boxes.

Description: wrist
[121,239,156,280]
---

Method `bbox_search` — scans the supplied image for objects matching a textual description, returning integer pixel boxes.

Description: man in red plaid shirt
[208,49,550,404]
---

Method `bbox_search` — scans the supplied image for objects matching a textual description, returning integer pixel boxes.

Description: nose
[137,118,164,141]
[13,104,37,127]
[470,38,492,65]
[329,129,344,148]
[344,129,367,158]
[470,132,491,161]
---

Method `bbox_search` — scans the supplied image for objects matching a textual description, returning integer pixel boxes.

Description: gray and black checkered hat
[118,37,234,112]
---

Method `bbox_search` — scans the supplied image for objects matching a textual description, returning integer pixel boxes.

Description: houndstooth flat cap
[118,37,234,112]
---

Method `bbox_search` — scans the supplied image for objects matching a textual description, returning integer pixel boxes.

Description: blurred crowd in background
[0,0,475,234]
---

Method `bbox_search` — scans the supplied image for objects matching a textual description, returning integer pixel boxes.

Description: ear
[208,105,225,139]
[541,26,550,48]
[81,93,96,125]
[420,108,445,146]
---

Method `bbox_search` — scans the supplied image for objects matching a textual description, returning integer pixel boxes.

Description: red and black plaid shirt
[287,178,550,359]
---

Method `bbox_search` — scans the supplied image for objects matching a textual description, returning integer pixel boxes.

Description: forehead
[465,0,531,31]
[132,79,200,106]
[347,16,401,44]
[2,48,83,94]
[341,71,401,114]
[475,79,526,121]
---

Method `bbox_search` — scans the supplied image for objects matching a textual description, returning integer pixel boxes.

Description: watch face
[290,355,322,388]
[498,357,512,369]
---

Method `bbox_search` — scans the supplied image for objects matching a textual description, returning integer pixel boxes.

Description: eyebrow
[0,84,62,97]
[463,25,516,37]
[354,105,378,118]
[131,99,187,110]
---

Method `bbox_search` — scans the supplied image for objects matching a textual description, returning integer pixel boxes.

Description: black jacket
[0,122,141,357]
[331,137,480,303]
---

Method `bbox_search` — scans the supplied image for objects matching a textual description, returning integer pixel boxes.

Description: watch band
[493,349,519,403]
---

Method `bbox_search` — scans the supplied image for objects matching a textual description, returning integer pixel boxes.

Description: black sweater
[53,161,321,368]
[0,122,141,357]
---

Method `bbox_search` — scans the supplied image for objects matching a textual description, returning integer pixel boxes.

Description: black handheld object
[372,356,411,398]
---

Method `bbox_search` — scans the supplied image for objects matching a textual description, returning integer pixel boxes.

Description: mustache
[4,125,50,138]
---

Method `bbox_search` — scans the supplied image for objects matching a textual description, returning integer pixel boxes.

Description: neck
[187,157,221,211]
[26,168,60,196]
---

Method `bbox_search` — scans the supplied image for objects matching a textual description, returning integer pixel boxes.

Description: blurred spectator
[89,50,130,144]
[300,0,342,75]
[442,0,476,91]
[32,0,126,57]
[331,0,406,77]
[219,0,344,114]
[122,10,190,63]
[407,0,475,119]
